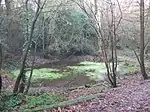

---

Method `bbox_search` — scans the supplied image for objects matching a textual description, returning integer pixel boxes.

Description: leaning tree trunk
[13,45,29,93]
[25,43,37,94]
[18,71,26,93]
[140,0,148,79]
[13,0,45,93]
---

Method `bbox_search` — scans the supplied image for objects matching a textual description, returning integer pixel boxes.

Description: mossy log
[23,92,105,112]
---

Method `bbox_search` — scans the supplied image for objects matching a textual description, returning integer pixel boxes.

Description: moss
[10,61,138,82]
[23,92,105,112]
[10,68,67,81]
[0,93,66,112]
[69,61,138,81]
[69,61,107,81]
[24,93,66,109]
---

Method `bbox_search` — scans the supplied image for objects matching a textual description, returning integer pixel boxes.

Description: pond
[10,61,138,88]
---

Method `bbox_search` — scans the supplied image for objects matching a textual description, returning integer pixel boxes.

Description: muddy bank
[31,75,96,87]
[27,55,102,67]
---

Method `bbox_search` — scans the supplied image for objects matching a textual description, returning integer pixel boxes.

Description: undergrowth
[10,68,67,80]
[0,92,66,112]
[9,61,138,85]
[0,93,23,111]
[24,93,66,109]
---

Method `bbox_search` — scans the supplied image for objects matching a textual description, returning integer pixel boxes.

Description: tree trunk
[140,0,148,79]
[19,71,26,93]
[0,43,3,93]
[13,60,26,93]
[109,2,117,88]
[13,0,44,93]
[0,74,1,93]
[25,44,37,94]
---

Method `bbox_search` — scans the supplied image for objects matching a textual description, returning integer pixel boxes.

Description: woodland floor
[2,72,150,112]
[1,50,150,112]
[50,74,150,112]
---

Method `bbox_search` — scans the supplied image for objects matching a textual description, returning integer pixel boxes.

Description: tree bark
[110,2,117,88]
[19,71,26,93]
[140,0,148,79]
[13,0,45,93]
[25,43,37,94]
[0,43,2,93]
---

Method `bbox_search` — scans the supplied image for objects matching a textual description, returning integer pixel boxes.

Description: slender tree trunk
[0,43,2,93]
[25,44,37,94]
[19,71,26,93]
[113,25,117,87]
[109,2,117,88]
[0,73,1,93]
[13,55,27,93]
[111,32,116,87]
[0,74,1,93]
[13,0,45,93]
[0,1,3,93]
[140,0,148,79]
[13,18,37,92]
[43,17,45,52]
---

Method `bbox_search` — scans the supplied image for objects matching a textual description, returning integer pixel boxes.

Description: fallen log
[23,92,105,112]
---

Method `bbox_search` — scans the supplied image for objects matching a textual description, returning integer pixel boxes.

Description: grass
[10,61,138,82]
[117,61,138,75]
[10,68,67,81]
[24,93,66,109]
[69,61,106,81]
[68,61,138,81]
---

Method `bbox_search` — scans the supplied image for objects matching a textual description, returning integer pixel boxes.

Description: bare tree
[24,42,37,94]
[13,0,47,93]
[139,0,148,79]
[73,0,122,87]
[110,1,117,87]
[0,0,2,94]
[0,43,2,93]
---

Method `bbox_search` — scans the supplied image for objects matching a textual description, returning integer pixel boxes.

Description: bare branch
[115,0,123,30]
